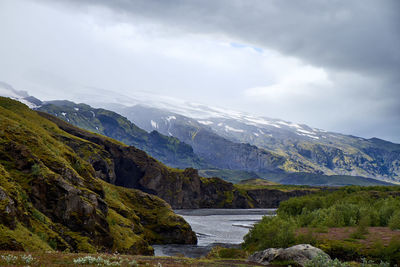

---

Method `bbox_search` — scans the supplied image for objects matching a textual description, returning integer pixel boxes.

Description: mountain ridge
[1,81,398,184]
[111,103,400,183]
[37,100,206,169]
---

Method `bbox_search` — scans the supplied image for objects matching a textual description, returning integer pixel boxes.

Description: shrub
[360,258,390,267]
[370,238,400,266]
[207,246,247,259]
[388,210,400,230]
[304,253,349,267]
[349,216,369,239]
[243,216,296,252]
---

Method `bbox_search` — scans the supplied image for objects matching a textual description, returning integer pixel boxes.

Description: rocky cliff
[0,97,196,254]
[38,110,313,209]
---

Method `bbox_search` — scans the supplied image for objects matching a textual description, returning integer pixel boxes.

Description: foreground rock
[248,244,329,266]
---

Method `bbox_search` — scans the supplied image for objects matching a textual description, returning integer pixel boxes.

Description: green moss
[0,223,53,251]
[64,231,96,253]
[106,209,151,254]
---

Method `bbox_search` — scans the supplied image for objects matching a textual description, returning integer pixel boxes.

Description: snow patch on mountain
[241,117,282,128]
[0,82,41,108]
[225,125,244,133]
[198,120,213,125]
[297,129,317,135]
[276,121,302,129]
[166,116,176,121]
[151,120,158,129]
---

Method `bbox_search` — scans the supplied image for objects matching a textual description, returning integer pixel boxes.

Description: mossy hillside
[102,181,196,245]
[0,97,196,254]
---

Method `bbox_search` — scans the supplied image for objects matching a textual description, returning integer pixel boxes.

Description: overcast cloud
[0,0,399,142]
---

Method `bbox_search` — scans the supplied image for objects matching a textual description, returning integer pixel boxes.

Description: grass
[234,183,319,192]
[0,251,266,266]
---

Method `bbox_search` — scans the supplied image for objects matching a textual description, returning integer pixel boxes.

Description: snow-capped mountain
[1,82,399,183]
[87,92,400,183]
[0,81,42,108]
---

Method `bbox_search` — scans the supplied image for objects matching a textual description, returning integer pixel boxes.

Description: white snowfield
[0,82,336,141]
[0,86,39,109]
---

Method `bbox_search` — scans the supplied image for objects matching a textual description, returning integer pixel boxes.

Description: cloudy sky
[0,0,399,142]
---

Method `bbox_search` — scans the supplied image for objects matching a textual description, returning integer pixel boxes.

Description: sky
[0,0,399,143]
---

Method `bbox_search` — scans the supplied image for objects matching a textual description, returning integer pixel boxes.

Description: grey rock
[248,244,329,266]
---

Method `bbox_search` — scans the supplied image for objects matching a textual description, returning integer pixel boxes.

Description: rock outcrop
[248,244,330,266]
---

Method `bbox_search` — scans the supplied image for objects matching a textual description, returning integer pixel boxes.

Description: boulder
[248,244,330,266]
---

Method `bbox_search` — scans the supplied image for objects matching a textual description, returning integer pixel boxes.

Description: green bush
[277,188,400,229]
[304,253,349,267]
[388,210,400,230]
[370,238,400,265]
[242,216,296,252]
[207,246,247,259]
[349,216,369,239]
[244,186,400,263]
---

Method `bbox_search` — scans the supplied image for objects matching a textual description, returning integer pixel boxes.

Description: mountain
[0,97,196,253]
[30,95,387,187]
[0,81,42,108]
[37,100,205,169]
[38,109,314,209]
[110,105,292,174]
[104,101,400,184]
[2,82,399,185]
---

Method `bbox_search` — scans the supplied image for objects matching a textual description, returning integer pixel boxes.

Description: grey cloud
[4,0,400,142]
[42,0,400,79]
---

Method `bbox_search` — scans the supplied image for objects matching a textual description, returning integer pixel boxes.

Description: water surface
[153,208,276,257]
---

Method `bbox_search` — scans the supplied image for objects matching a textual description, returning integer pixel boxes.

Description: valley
[1,86,400,266]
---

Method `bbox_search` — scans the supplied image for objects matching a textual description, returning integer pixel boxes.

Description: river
[153,208,276,258]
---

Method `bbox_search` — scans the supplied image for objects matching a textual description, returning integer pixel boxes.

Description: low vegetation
[234,178,320,192]
[243,186,400,265]
[0,251,265,266]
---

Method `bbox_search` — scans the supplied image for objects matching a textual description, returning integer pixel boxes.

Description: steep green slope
[0,97,196,254]
[38,101,205,169]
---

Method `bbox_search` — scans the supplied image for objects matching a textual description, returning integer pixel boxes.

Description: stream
[153,208,276,258]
